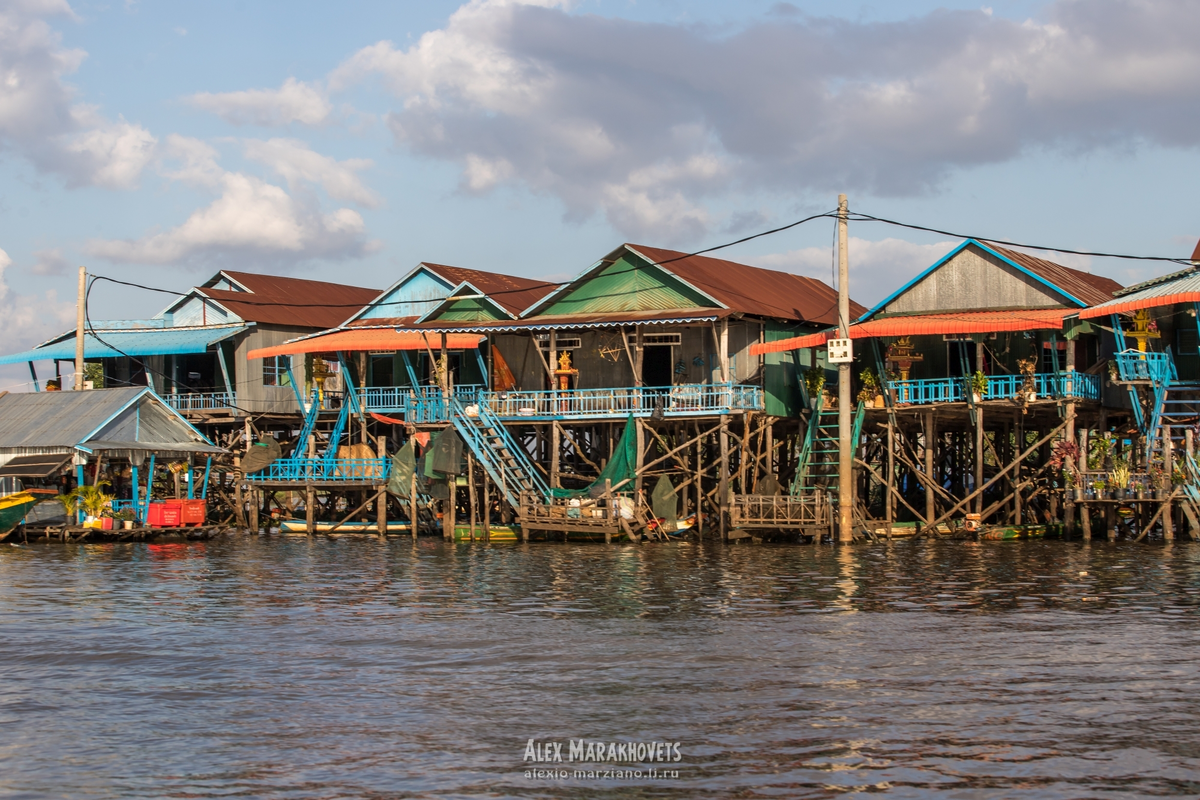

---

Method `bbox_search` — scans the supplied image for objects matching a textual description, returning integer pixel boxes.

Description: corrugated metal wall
[885,245,1074,315]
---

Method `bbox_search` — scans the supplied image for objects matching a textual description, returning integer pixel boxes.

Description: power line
[846,212,1195,266]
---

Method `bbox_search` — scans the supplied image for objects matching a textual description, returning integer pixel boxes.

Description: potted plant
[1049,440,1081,500]
[1088,434,1113,472]
[857,368,880,407]
[969,370,988,403]
[56,482,115,527]
[113,509,136,530]
[804,368,826,409]
[1091,479,1106,500]
[1016,356,1037,402]
[1109,457,1131,501]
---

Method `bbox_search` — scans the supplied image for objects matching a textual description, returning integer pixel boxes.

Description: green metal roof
[539,253,716,316]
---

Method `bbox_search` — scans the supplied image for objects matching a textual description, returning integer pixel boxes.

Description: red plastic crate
[146,501,182,528]
[179,499,207,526]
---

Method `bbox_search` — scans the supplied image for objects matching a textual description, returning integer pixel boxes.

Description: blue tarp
[0,325,247,365]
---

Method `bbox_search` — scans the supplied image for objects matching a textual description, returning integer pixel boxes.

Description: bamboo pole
[922,418,1071,532]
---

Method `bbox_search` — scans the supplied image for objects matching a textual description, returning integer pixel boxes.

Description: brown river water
[2,537,1200,799]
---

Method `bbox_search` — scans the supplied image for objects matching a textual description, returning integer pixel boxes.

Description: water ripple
[2,538,1200,797]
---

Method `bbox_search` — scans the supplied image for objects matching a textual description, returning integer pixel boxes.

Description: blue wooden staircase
[790,396,865,495]
[450,398,550,509]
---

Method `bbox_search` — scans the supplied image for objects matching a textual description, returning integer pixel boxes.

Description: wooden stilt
[305,484,315,535]
[695,425,704,539]
[924,410,935,528]
[482,468,490,543]
[719,414,730,541]
[376,435,387,537]
[975,405,985,516]
[551,420,561,490]
[886,418,894,538]
[410,473,419,541]
[1163,427,1175,541]
[443,478,456,541]
[468,454,477,541]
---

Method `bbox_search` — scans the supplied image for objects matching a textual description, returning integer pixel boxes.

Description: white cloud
[86,173,376,267]
[758,237,957,308]
[327,0,1200,241]
[0,247,75,390]
[158,133,223,187]
[243,138,381,207]
[63,109,156,189]
[188,77,332,126]
[0,1,157,188]
[30,247,70,276]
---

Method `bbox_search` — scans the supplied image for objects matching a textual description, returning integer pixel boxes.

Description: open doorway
[642,346,673,387]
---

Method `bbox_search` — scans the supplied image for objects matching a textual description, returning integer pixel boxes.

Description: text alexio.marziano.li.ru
[524,739,682,764]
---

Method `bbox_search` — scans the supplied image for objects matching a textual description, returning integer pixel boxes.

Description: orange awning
[247,329,484,360]
[1078,292,1200,319]
[750,309,1070,355]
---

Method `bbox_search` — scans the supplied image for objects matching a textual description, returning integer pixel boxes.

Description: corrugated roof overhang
[1079,285,1200,320]
[0,454,72,478]
[397,310,729,334]
[0,324,247,365]
[248,329,485,360]
[750,309,1071,355]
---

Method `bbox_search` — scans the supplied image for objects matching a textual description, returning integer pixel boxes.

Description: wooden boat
[278,519,523,540]
[0,490,56,539]
[279,520,414,534]
[978,523,1060,540]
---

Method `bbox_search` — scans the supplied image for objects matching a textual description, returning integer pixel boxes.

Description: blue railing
[484,383,764,420]
[889,371,1101,405]
[248,458,390,483]
[163,392,236,411]
[1115,350,1175,384]
[357,384,483,414]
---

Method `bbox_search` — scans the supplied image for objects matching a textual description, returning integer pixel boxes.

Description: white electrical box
[827,338,853,363]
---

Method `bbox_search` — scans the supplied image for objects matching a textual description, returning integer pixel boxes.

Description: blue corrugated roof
[0,324,247,365]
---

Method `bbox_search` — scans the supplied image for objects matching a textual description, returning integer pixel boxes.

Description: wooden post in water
[410,472,419,541]
[924,410,935,527]
[1163,427,1175,541]
[1014,419,1023,526]
[719,413,730,541]
[695,427,704,539]
[604,479,613,544]
[468,454,477,541]
[306,434,316,535]
[975,405,985,516]
[443,478,456,541]
[377,435,387,537]
[482,468,490,543]
[1079,428,1090,540]
[886,418,895,537]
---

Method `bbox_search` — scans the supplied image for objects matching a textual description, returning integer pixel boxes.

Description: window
[642,332,681,345]
[263,355,291,386]
[1041,341,1066,373]
[535,335,582,350]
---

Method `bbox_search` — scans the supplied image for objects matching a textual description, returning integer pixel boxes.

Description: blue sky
[1,0,1198,389]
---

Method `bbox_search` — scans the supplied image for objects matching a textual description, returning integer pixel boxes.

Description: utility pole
[837,195,852,543]
[75,265,86,390]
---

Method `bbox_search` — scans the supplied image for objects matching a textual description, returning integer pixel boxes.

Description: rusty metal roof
[422,264,557,314]
[985,244,1123,307]
[201,274,380,329]
[626,245,863,325]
